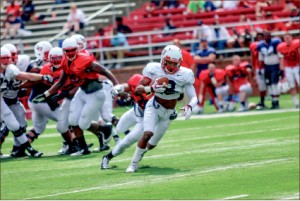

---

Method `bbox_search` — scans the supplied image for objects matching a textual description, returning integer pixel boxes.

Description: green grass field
[1,95,299,200]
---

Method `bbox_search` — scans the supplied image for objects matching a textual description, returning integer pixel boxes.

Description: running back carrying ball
[145,77,169,94]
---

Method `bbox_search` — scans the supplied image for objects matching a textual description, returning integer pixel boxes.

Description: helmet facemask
[64,47,78,61]
[162,57,181,74]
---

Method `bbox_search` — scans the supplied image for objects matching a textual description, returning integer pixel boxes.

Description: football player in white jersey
[0,47,53,157]
[125,45,198,172]
[1,43,31,157]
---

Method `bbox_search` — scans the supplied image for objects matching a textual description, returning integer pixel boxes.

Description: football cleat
[98,124,112,144]
[101,155,110,169]
[0,153,10,159]
[58,142,69,155]
[28,149,43,158]
[70,148,91,156]
[126,163,139,173]
[255,102,267,110]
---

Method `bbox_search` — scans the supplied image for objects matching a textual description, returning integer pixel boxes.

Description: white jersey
[0,65,20,94]
[3,55,30,99]
[16,54,31,72]
[143,62,195,100]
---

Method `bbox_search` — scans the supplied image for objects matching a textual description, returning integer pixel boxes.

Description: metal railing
[82,17,299,65]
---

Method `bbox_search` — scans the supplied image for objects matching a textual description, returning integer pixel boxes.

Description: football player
[101,74,153,169]
[1,47,52,157]
[1,43,31,157]
[199,62,228,113]
[225,55,253,112]
[249,33,267,110]
[257,31,282,109]
[277,33,300,108]
[32,38,119,156]
[126,45,198,172]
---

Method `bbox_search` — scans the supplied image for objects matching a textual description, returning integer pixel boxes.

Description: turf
[0,94,299,200]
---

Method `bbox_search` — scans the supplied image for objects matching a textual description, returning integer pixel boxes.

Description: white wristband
[44,91,50,98]
[211,77,217,85]
[144,86,152,93]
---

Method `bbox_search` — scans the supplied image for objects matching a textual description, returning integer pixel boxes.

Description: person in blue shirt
[257,31,282,109]
[192,38,217,113]
[106,28,129,69]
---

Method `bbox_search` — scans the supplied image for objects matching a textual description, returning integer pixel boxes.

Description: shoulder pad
[5,64,20,81]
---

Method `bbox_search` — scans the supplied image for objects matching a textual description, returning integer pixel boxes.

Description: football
[151,77,169,86]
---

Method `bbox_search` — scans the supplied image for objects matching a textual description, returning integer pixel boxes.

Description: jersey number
[164,80,176,95]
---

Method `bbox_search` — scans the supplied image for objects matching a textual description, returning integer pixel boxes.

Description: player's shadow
[136,165,188,175]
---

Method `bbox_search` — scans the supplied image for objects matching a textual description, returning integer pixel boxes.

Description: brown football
[151,77,169,86]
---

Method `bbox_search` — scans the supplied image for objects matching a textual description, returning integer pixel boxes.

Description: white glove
[111,84,125,98]
[180,105,192,120]
[42,75,53,84]
[152,80,167,93]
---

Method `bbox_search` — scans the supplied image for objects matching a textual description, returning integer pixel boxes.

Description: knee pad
[26,129,39,142]
[111,116,119,127]
[12,127,24,137]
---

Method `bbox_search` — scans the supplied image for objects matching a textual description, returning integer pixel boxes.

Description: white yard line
[44,108,299,129]
[280,193,300,200]
[21,115,298,140]
[222,194,249,200]
[25,158,292,200]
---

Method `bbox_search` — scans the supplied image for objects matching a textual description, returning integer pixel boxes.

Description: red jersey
[181,49,194,69]
[80,49,96,61]
[249,41,262,69]
[40,63,62,86]
[61,53,98,87]
[277,39,300,67]
[127,74,152,110]
[199,68,226,85]
[226,62,250,93]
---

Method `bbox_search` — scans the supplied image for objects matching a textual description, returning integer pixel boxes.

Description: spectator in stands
[21,0,45,23]
[222,0,239,10]
[191,20,212,55]
[106,28,129,69]
[265,11,287,31]
[203,0,216,12]
[162,17,177,36]
[283,0,297,11]
[6,0,20,17]
[286,7,300,29]
[207,19,231,52]
[115,16,132,34]
[55,0,69,4]
[87,28,111,60]
[64,4,87,34]
[253,13,268,32]
[1,12,31,39]
[187,0,204,13]
[255,0,272,16]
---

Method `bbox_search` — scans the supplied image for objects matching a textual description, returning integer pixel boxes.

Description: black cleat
[256,102,267,110]
[98,124,112,144]
[28,149,43,158]
[93,145,110,152]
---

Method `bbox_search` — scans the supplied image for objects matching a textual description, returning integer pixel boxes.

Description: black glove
[278,70,284,80]
[32,94,46,103]
[50,91,69,102]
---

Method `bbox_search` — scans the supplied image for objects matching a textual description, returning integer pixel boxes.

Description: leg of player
[87,121,112,152]
[0,123,10,158]
[238,84,252,112]
[101,122,143,169]
[286,67,299,108]
[215,85,229,113]
[255,69,267,110]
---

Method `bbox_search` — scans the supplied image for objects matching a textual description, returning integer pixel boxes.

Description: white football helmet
[2,43,18,64]
[62,38,78,61]
[71,34,86,50]
[278,79,290,94]
[160,45,182,74]
[34,41,53,62]
[0,47,12,69]
[49,47,63,69]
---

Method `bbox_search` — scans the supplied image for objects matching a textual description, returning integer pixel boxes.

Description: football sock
[132,146,146,164]
[292,95,299,107]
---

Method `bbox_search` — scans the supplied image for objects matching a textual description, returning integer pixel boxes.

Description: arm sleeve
[185,84,198,108]
[142,64,155,80]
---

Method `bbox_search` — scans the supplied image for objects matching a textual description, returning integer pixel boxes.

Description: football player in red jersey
[226,55,253,112]
[71,34,97,61]
[32,38,119,156]
[199,62,229,113]
[101,74,154,169]
[277,33,300,108]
